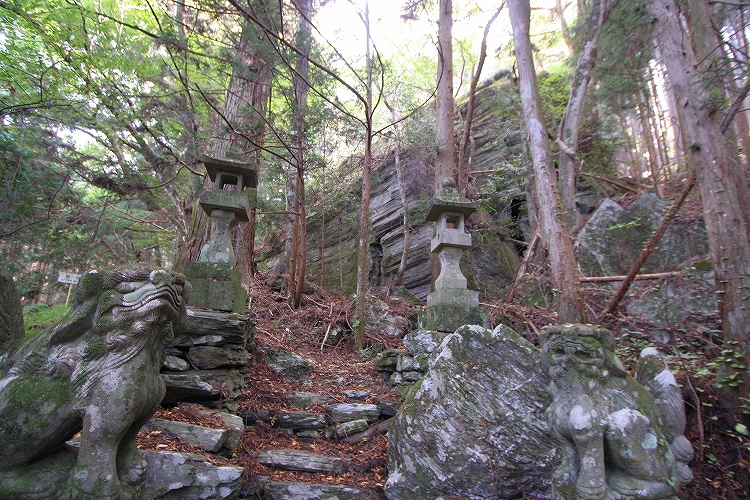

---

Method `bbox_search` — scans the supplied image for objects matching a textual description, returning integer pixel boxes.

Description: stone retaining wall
[161,308,255,411]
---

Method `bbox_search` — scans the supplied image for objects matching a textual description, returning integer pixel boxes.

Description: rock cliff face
[302,77,527,301]
[269,75,713,308]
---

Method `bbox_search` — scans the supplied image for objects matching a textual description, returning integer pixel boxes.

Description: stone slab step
[143,449,243,499]
[262,480,382,500]
[173,308,254,348]
[325,403,380,423]
[145,418,229,453]
[289,391,335,408]
[256,448,350,474]
[242,410,327,430]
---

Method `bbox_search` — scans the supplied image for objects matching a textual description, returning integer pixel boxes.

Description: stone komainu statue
[0,266,190,499]
[540,324,693,500]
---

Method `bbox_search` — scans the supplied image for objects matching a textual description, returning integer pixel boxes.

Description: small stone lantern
[184,155,258,313]
[419,178,489,332]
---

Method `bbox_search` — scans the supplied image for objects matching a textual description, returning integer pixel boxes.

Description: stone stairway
[240,392,399,499]
[144,302,425,499]
[140,391,399,498]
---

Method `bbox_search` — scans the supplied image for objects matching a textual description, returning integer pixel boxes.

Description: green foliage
[23,303,70,336]
[537,66,571,128]
[591,0,653,111]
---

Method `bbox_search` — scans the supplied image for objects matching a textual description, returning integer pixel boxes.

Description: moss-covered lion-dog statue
[0,266,190,499]
[540,324,693,500]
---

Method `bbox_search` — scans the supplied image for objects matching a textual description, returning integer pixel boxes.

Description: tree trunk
[457,6,502,197]
[289,0,312,308]
[557,0,606,229]
[383,102,411,287]
[181,11,271,271]
[355,1,374,350]
[636,94,663,195]
[435,0,455,189]
[508,0,586,323]
[649,0,750,400]
[683,0,750,165]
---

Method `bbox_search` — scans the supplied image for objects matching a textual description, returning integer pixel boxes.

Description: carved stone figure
[0,266,190,499]
[540,324,693,499]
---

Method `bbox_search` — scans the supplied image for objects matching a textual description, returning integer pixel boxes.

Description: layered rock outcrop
[287,78,528,301]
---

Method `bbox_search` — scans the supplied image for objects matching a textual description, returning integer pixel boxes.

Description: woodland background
[2,2,750,489]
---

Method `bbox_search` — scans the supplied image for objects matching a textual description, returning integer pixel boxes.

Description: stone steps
[261,479,381,500]
[137,408,246,499]
[241,391,398,499]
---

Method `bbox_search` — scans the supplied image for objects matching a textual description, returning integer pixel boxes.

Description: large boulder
[385,324,557,499]
[575,193,708,277]
[266,349,313,382]
[627,258,718,340]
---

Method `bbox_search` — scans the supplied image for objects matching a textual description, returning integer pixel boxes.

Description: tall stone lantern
[419,178,489,333]
[183,155,257,313]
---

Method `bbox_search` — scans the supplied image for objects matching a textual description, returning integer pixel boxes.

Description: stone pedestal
[198,209,239,265]
[184,262,246,313]
[162,308,255,411]
[420,289,489,333]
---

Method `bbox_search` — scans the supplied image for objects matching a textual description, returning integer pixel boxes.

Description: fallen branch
[506,231,539,303]
[580,171,641,194]
[580,271,682,283]
[676,353,705,462]
[320,323,332,351]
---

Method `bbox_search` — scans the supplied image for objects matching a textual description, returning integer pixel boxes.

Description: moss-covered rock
[385,324,557,499]
[575,193,708,277]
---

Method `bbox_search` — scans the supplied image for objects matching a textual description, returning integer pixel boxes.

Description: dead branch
[580,271,682,283]
[506,231,539,303]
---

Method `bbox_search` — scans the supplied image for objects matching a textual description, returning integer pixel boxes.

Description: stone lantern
[183,155,258,313]
[419,178,489,333]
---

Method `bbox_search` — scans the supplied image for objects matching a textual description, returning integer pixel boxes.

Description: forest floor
[143,271,750,499]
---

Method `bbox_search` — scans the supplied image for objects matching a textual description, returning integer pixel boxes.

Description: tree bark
[508,0,586,323]
[355,1,374,350]
[383,103,411,287]
[683,0,750,165]
[649,0,750,400]
[636,94,663,195]
[289,0,312,308]
[181,10,271,271]
[557,0,606,229]
[435,0,455,189]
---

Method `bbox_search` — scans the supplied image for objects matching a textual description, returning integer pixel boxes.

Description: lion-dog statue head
[0,265,190,499]
[540,324,693,499]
